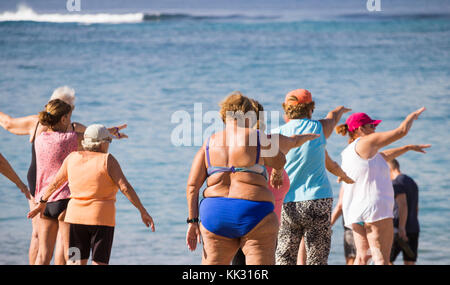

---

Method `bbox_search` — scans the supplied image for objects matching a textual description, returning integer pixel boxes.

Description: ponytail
[335,123,348,136]
[38,99,72,127]
[335,123,358,144]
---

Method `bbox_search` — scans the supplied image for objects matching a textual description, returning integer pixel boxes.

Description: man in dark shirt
[388,159,420,265]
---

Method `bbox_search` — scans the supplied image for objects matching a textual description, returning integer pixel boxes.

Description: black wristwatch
[186,217,199,224]
[39,197,48,204]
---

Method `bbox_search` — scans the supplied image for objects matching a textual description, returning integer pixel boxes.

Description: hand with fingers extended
[141,210,156,232]
[18,184,31,200]
[186,223,201,251]
[408,144,431,154]
[270,168,284,189]
[337,175,355,184]
[109,124,128,139]
[411,107,426,120]
[291,133,321,148]
[27,202,46,219]
[403,107,426,134]
[341,106,352,114]
[398,227,408,242]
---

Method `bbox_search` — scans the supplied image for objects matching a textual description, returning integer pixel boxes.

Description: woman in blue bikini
[185,92,318,265]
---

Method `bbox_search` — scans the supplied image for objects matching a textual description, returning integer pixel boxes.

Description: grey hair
[81,138,103,152]
[50,86,75,109]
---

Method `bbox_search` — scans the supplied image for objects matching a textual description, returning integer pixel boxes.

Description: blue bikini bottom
[199,197,274,239]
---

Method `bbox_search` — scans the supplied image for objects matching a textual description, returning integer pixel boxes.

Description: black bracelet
[186,217,199,224]
[39,197,48,203]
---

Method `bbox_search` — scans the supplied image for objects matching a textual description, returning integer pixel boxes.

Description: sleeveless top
[340,138,394,227]
[34,130,78,203]
[271,118,332,203]
[64,151,119,227]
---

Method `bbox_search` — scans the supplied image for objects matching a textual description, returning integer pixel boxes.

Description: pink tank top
[34,131,78,203]
[267,166,290,222]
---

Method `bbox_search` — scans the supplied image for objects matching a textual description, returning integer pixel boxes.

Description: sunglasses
[364,123,377,129]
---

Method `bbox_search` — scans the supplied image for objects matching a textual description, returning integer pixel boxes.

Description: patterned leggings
[275,198,333,265]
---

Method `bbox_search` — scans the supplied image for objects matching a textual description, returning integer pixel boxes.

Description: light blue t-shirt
[271,119,332,203]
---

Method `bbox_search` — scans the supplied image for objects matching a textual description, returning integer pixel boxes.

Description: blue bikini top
[205,130,268,181]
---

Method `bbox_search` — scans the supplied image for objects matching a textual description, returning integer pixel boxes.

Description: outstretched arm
[73,123,128,139]
[278,133,320,155]
[380,144,431,162]
[0,153,30,199]
[357,107,426,159]
[269,133,320,189]
[319,106,352,139]
[107,154,155,231]
[0,112,38,136]
[186,147,207,251]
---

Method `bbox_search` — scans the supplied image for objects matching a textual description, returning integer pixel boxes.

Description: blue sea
[0,0,449,265]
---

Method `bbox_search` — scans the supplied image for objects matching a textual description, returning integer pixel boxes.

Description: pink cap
[346,113,382,132]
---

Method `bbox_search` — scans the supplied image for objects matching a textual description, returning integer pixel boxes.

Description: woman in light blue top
[271,89,351,265]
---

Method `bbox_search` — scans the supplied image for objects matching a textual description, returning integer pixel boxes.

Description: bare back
[203,128,274,203]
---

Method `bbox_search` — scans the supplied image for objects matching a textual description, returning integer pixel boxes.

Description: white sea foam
[0,4,289,24]
[0,4,144,24]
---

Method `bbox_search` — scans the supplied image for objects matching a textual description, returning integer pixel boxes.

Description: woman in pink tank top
[33,99,80,265]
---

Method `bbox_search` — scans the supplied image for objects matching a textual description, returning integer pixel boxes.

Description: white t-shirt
[340,138,394,227]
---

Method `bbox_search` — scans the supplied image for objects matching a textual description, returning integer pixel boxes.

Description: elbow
[186,184,199,199]
[120,185,132,195]
[326,161,338,172]
[397,125,409,138]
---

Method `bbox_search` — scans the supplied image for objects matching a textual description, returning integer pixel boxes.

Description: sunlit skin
[27,140,155,265]
[0,107,128,265]
[347,107,430,265]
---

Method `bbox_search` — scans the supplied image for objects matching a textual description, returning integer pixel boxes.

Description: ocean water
[0,0,449,265]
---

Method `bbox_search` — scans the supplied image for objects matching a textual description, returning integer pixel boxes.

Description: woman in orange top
[28,124,155,265]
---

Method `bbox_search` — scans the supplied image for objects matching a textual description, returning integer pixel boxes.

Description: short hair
[388,158,400,170]
[50,86,76,109]
[249,98,265,131]
[218,91,254,123]
[81,141,102,152]
[282,101,315,120]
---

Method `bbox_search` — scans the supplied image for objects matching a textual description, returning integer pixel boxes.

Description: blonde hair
[38,99,72,127]
[335,123,358,144]
[282,101,315,120]
[219,91,254,123]
[50,86,75,109]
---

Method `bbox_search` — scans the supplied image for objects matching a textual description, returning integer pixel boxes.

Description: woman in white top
[336,108,429,265]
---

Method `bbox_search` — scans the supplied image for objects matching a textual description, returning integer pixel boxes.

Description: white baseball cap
[82,124,112,149]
